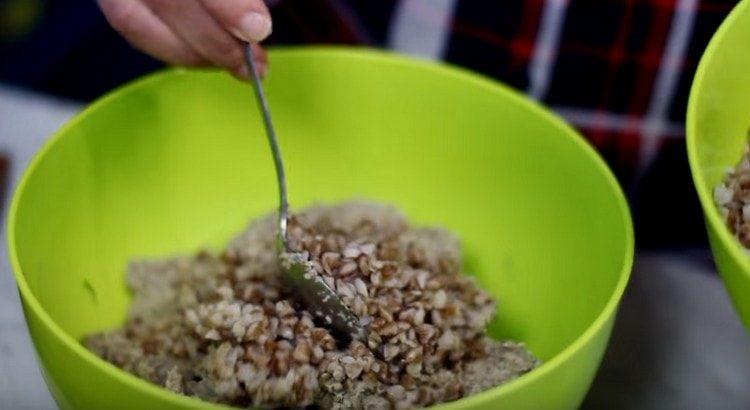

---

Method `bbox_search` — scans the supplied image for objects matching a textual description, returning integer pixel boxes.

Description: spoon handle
[244,45,289,244]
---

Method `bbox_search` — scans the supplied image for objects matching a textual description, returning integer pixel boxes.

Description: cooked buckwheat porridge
[715,143,750,249]
[86,201,539,409]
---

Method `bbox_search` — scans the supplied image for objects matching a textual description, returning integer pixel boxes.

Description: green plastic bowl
[8,48,633,409]
[687,0,750,328]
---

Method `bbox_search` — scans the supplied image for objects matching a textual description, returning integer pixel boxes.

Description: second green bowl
[688,0,750,327]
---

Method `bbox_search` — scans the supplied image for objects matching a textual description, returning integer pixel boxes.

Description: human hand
[98,0,271,79]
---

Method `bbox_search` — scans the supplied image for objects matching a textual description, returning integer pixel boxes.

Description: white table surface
[0,85,748,410]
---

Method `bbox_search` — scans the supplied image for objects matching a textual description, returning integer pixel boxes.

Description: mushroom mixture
[86,201,539,409]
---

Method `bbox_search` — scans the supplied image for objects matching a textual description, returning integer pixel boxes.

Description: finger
[246,43,269,79]
[233,43,268,81]
[198,0,272,43]
[146,0,247,76]
[98,0,206,66]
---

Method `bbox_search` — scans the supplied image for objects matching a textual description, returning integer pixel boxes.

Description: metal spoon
[243,45,366,342]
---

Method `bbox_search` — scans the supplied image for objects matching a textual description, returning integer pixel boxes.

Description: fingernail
[237,12,272,42]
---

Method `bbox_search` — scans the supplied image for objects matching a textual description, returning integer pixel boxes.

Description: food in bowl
[85,201,539,409]
[714,141,750,248]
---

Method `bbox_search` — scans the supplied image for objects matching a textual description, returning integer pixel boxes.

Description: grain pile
[86,201,539,409]
[716,145,750,248]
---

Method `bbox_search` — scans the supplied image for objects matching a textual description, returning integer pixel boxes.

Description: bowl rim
[686,1,750,289]
[7,46,634,409]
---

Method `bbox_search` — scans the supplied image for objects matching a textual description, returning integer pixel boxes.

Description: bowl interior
[688,0,750,319]
[10,48,632,402]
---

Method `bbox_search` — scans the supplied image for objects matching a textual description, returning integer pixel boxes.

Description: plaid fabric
[268,0,738,187]
[265,0,742,247]
[0,0,739,247]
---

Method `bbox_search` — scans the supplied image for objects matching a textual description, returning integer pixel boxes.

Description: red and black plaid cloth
[266,0,739,247]
[0,0,737,246]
